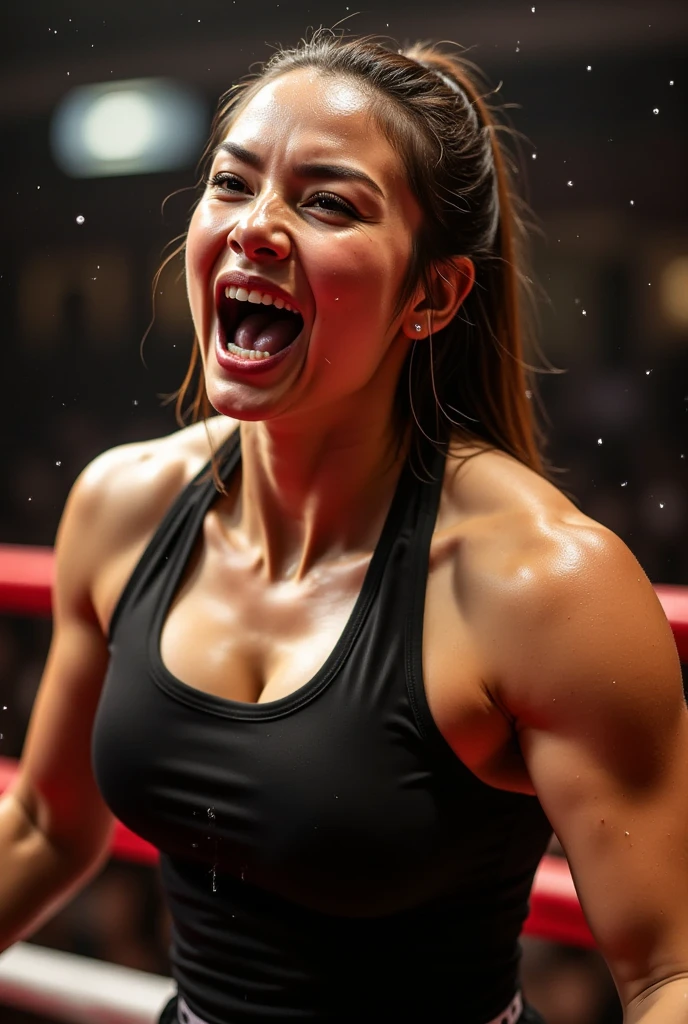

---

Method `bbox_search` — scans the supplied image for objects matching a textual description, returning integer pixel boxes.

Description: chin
[205,380,275,423]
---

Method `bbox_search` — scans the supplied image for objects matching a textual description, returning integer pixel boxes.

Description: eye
[206,172,249,194]
[306,191,358,217]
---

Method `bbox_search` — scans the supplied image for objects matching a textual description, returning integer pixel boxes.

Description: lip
[214,270,301,313]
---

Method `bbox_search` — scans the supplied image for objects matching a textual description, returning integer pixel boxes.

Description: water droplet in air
[55,461,61,466]
[567,180,574,187]
[76,215,85,224]
[586,65,592,71]
[645,369,652,375]
[659,502,664,508]
[582,309,587,316]
[597,438,603,445]
[621,481,628,487]
[630,200,634,205]
[132,399,139,406]
[531,6,535,11]
[669,80,674,86]
[207,807,216,821]
[653,107,659,114]
[531,152,537,159]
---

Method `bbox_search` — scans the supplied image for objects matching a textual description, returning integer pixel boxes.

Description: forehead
[223,69,405,185]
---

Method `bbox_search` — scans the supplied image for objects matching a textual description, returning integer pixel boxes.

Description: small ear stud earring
[414,324,422,332]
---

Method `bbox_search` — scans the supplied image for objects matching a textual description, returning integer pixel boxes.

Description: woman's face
[186,68,423,425]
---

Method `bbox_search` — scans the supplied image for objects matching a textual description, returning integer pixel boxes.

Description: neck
[229,402,410,584]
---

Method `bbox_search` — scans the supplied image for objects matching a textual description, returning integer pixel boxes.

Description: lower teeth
[226,341,271,360]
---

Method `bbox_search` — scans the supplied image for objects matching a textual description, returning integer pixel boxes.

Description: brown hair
[160,29,554,486]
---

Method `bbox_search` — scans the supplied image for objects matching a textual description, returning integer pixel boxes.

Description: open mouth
[217,286,305,360]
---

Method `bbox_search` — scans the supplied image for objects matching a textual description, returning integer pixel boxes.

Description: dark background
[0,2,686,1022]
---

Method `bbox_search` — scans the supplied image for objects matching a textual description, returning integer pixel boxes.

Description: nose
[227,193,291,263]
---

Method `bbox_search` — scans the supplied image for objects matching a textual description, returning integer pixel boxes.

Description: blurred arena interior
[0,2,686,1022]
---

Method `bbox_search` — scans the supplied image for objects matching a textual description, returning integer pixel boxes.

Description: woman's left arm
[494,522,688,1023]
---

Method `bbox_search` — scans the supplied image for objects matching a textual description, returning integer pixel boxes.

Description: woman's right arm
[0,449,125,952]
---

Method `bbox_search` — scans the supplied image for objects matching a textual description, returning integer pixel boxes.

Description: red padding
[655,585,688,663]
[0,545,54,616]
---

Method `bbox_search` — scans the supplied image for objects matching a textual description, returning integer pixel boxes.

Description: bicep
[496,526,688,1007]
[520,692,688,1002]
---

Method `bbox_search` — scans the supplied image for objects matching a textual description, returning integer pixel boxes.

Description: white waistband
[177,989,524,1024]
[485,990,523,1024]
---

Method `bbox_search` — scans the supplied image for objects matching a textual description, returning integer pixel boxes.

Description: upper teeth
[225,285,295,312]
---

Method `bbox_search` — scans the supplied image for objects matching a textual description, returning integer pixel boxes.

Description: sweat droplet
[76,215,85,224]
[625,831,630,836]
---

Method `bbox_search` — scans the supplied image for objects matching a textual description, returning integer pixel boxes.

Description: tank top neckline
[148,430,447,721]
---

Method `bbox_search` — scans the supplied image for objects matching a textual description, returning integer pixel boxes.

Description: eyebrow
[213,141,385,200]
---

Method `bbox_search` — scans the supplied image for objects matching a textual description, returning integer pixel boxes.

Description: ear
[401,257,475,340]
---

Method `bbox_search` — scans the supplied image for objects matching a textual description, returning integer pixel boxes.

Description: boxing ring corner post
[1,544,687,1022]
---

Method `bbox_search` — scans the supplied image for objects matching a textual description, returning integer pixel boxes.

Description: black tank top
[92,428,552,1023]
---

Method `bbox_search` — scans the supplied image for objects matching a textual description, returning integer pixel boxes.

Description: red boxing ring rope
[2,542,687,952]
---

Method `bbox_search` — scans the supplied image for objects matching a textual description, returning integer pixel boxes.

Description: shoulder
[61,416,238,619]
[445,448,679,724]
[74,415,237,531]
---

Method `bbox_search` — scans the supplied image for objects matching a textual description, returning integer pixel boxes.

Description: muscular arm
[486,520,688,1022]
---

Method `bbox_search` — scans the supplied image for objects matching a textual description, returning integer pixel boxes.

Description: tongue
[234,310,302,355]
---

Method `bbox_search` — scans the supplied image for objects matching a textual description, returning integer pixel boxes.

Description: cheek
[186,206,212,279]
[185,204,222,325]
[310,236,408,326]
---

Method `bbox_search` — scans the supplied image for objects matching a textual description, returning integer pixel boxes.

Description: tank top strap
[403,441,451,748]
[107,428,241,644]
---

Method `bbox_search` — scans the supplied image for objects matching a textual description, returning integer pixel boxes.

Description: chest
[98,502,532,795]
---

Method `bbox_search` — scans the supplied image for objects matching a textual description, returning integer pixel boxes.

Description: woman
[1,31,686,1024]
